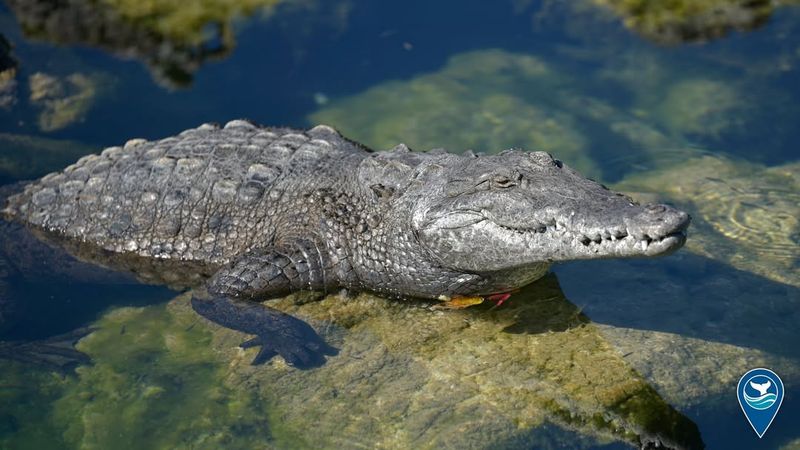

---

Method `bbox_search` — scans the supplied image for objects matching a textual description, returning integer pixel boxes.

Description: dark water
[0,0,798,449]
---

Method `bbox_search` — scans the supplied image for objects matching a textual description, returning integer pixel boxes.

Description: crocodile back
[4,121,370,264]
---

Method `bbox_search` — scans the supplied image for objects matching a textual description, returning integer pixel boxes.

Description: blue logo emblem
[737,368,784,438]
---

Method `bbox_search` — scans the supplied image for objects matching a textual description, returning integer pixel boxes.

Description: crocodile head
[407,150,690,273]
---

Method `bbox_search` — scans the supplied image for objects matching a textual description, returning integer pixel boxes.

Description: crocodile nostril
[529,151,556,167]
[645,204,667,214]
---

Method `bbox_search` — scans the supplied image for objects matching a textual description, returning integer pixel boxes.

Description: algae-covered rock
[655,78,745,140]
[2,274,705,449]
[615,155,800,288]
[0,133,97,181]
[594,45,797,166]
[28,72,110,132]
[52,304,273,449]
[174,275,701,449]
[589,0,792,44]
[310,47,794,181]
[310,49,600,179]
[783,437,800,450]
[0,361,73,449]
[5,0,290,87]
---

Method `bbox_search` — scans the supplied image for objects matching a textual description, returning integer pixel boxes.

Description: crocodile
[2,120,690,367]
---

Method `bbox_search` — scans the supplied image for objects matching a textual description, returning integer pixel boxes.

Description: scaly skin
[3,120,690,367]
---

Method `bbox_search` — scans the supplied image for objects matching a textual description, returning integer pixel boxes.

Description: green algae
[0,133,97,181]
[0,362,71,450]
[51,304,273,449]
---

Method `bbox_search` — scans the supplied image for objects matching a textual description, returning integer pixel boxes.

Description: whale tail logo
[737,368,784,438]
[749,380,771,396]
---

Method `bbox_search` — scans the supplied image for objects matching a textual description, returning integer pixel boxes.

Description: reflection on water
[0,0,798,448]
[0,34,16,110]
[582,0,789,44]
[5,0,286,87]
[28,71,109,131]
[0,133,97,183]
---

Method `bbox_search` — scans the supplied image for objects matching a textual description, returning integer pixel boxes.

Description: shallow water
[0,0,798,449]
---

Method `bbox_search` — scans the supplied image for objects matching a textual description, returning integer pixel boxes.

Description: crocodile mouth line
[491,218,687,253]
[431,210,687,254]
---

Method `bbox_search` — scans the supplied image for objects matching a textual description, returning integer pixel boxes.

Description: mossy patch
[0,362,72,450]
[50,302,274,449]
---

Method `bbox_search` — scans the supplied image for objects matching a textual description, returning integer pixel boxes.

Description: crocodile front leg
[191,242,338,368]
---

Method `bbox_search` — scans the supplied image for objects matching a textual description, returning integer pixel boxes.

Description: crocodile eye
[492,175,517,188]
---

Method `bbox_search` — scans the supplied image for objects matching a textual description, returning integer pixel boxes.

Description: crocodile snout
[630,203,691,241]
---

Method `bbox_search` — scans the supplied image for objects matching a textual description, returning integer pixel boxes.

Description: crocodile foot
[191,295,338,368]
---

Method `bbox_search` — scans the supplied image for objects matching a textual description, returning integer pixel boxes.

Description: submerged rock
[654,79,745,141]
[595,47,797,168]
[310,49,600,179]
[35,304,269,449]
[310,47,796,180]
[25,274,702,449]
[557,252,800,411]
[0,274,708,449]
[616,155,800,288]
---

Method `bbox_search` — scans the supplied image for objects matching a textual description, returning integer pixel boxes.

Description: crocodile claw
[191,295,337,368]
[485,292,513,307]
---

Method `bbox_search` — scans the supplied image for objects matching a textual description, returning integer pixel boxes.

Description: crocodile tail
[0,327,95,373]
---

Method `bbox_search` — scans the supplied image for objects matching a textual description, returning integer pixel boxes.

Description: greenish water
[0,0,798,449]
